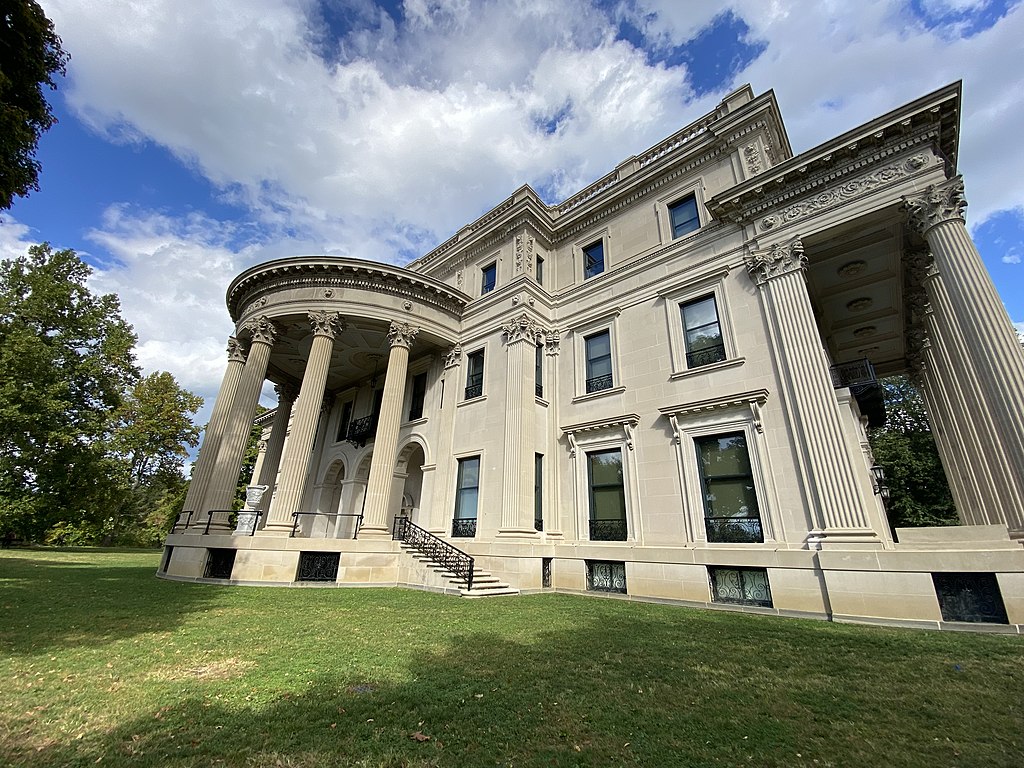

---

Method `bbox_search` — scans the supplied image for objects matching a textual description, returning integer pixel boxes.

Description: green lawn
[1,549,1022,767]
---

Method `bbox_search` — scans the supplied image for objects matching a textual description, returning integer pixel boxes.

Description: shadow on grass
[0,551,218,654]
[15,601,1024,768]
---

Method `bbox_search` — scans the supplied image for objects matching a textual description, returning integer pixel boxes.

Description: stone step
[399,542,519,598]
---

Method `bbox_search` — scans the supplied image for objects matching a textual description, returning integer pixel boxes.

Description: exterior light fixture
[871,464,890,502]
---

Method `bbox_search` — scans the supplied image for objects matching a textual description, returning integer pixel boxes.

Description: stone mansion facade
[161,81,1024,631]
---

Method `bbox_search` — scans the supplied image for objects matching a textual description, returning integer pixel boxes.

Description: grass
[0,548,1022,767]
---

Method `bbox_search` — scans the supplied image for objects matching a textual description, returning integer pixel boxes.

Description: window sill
[535,396,549,407]
[572,385,625,405]
[669,356,745,381]
[457,394,488,408]
[401,417,428,428]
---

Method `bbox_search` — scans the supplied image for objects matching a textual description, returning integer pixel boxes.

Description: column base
[258,522,294,537]
[806,529,883,550]
[497,527,541,538]
[357,525,393,540]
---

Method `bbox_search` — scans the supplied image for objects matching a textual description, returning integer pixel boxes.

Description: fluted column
[253,383,296,524]
[264,312,341,532]
[359,322,419,537]
[905,177,1024,532]
[181,337,246,531]
[204,318,279,525]
[746,238,878,545]
[499,314,542,536]
[428,345,461,533]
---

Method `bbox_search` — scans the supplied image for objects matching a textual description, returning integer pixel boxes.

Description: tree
[0,244,138,539]
[0,1,70,209]
[868,375,958,529]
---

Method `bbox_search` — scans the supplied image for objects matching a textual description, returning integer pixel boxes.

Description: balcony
[346,414,377,447]
[686,343,726,369]
[705,516,764,544]
[451,517,477,537]
[589,518,627,541]
[829,358,886,428]
[585,373,613,394]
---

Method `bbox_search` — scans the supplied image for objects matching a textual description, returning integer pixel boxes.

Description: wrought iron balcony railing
[393,516,474,590]
[705,516,764,544]
[589,518,627,541]
[346,415,377,447]
[465,373,483,400]
[686,343,726,369]
[451,517,477,538]
[829,358,877,390]
[585,373,613,394]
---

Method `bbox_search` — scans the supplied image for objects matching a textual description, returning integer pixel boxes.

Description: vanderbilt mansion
[161,81,1024,631]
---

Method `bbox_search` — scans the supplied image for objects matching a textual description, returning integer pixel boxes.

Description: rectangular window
[681,295,726,368]
[453,456,480,537]
[536,255,544,285]
[481,262,497,295]
[534,453,544,532]
[465,350,484,399]
[542,557,552,588]
[583,240,605,279]
[297,552,340,582]
[587,560,626,593]
[336,400,353,441]
[584,330,613,393]
[535,342,544,398]
[587,448,627,541]
[696,432,763,543]
[668,194,700,238]
[408,372,428,420]
[709,567,772,607]
[204,548,236,580]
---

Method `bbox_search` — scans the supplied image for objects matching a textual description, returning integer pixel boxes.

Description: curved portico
[181,257,469,538]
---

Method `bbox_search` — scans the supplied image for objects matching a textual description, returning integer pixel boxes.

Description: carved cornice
[903,175,967,235]
[659,389,769,436]
[388,321,420,349]
[744,237,806,285]
[561,414,641,457]
[227,336,247,364]
[309,310,342,339]
[501,312,544,344]
[227,257,469,322]
[243,315,278,346]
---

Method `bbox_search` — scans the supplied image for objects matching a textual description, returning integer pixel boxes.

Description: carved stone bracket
[227,336,247,364]
[444,344,463,369]
[501,312,544,345]
[744,237,806,285]
[243,315,278,345]
[309,310,342,339]
[903,175,967,235]
[388,321,420,349]
[545,330,561,356]
[515,232,535,274]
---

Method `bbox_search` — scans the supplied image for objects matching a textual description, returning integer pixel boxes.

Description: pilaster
[499,313,544,536]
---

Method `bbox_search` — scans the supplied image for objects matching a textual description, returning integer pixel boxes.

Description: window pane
[588,449,622,485]
[698,434,751,477]
[669,196,699,237]
[682,296,717,330]
[583,240,604,278]
[586,331,610,359]
[591,488,626,520]
[705,479,759,518]
[457,458,479,488]
[455,488,478,519]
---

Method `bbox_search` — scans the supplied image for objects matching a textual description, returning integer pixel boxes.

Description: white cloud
[33,0,1024,423]
[0,215,38,261]
[1003,253,1022,264]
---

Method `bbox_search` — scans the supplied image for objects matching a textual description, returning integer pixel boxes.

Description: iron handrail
[172,510,194,532]
[392,516,474,591]
[290,512,364,539]
[203,510,235,535]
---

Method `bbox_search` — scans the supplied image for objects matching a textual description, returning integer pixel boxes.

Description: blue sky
[3,0,1023,424]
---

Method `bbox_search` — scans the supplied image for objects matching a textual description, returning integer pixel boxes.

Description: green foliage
[869,375,958,529]
[0,244,202,545]
[0,0,69,209]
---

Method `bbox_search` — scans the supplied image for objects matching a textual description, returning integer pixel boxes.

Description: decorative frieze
[744,238,806,285]
[903,175,967,235]
[514,233,534,274]
[744,143,763,176]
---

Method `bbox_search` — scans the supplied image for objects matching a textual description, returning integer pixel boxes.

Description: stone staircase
[399,543,519,598]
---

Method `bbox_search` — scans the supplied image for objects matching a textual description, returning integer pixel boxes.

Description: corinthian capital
[501,312,543,344]
[388,321,420,349]
[227,336,247,364]
[903,175,967,235]
[274,381,298,403]
[744,236,806,285]
[244,315,278,345]
[309,310,342,339]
